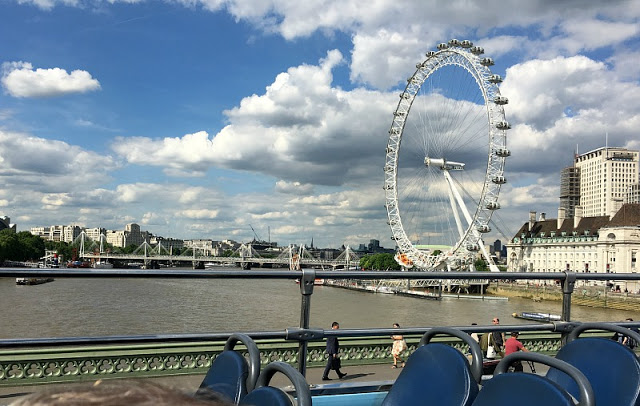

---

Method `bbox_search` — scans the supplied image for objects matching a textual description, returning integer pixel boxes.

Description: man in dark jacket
[322,321,347,381]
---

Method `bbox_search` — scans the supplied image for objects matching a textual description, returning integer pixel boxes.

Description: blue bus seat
[472,352,594,406]
[545,322,640,406]
[381,327,483,406]
[196,333,261,404]
[240,361,311,406]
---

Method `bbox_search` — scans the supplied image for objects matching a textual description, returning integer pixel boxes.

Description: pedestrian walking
[391,323,407,368]
[322,321,347,381]
[504,331,529,372]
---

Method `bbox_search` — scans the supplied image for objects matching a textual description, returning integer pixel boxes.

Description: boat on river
[512,311,561,322]
[66,260,91,268]
[205,262,236,268]
[15,277,54,285]
[92,261,113,269]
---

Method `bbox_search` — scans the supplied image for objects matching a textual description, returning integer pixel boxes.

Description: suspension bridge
[71,232,361,270]
[67,232,487,290]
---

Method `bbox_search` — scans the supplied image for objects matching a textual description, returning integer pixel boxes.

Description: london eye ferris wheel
[384,39,511,271]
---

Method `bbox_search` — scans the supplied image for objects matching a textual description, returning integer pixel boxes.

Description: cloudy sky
[1,0,639,250]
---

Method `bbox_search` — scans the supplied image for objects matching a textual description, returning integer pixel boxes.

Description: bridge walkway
[0,361,541,404]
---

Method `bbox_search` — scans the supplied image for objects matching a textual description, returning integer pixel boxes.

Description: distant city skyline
[1,1,639,248]
[24,220,404,252]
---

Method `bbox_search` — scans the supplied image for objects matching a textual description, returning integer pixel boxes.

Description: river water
[1,272,637,339]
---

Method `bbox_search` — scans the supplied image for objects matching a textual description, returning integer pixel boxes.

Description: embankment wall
[487,282,640,312]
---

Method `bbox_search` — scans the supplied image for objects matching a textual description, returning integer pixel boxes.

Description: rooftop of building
[512,203,640,239]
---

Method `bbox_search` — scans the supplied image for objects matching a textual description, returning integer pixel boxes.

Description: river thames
[1,271,637,339]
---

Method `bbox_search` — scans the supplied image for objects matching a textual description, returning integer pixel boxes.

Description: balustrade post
[297,269,315,375]
[561,271,576,322]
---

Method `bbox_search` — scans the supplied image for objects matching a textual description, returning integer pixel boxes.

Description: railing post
[298,269,315,376]
[561,271,576,321]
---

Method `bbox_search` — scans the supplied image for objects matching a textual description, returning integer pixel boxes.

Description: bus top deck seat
[472,352,594,406]
[381,326,483,406]
[545,322,640,406]
[196,333,261,404]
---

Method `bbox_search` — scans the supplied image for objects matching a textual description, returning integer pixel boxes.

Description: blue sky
[1,0,639,249]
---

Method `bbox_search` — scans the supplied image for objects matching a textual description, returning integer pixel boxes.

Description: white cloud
[560,19,640,52]
[113,51,396,187]
[180,209,220,219]
[141,212,168,226]
[275,180,314,195]
[500,54,640,176]
[0,129,116,189]
[1,61,101,98]
[610,50,640,80]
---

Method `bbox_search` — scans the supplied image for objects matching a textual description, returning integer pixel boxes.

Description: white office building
[574,147,639,218]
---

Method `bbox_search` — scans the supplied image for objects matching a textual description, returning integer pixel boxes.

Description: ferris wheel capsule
[486,201,501,210]
[496,121,511,130]
[480,57,494,66]
[437,43,449,50]
[495,148,511,157]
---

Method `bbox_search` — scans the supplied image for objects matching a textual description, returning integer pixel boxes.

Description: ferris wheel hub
[424,157,465,171]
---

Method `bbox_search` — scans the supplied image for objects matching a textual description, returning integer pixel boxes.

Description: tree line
[0,228,241,266]
[359,253,402,270]
[0,229,46,264]
[358,252,496,272]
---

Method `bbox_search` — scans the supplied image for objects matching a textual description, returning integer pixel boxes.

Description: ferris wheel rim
[384,41,509,270]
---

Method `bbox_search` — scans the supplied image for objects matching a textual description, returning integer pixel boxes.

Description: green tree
[16,231,45,260]
[0,230,45,262]
[359,253,401,270]
[123,244,138,254]
[474,258,489,272]
[0,229,19,263]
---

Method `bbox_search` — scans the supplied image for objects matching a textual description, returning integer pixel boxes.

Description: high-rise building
[574,147,639,217]
[492,239,502,256]
[560,165,581,217]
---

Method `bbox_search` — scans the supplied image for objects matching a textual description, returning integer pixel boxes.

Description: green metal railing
[1,333,570,386]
